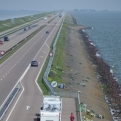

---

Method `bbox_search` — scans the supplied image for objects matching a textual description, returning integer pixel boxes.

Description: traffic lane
[46,18,63,46]
[5,17,63,121]
[0,18,59,74]
[0,16,54,51]
[5,44,49,121]
[0,18,61,106]
[0,17,60,71]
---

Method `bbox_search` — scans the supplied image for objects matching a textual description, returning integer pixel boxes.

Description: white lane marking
[34,19,62,94]
[0,64,30,113]
[5,65,29,121]
[0,18,54,67]
[45,18,61,45]
[35,48,50,94]
[5,17,61,120]
[26,106,30,110]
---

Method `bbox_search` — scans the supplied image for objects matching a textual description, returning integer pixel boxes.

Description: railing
[0,17,43,39]
[0,84,21,120]
[43,14,65,95]
[77,91,83,121]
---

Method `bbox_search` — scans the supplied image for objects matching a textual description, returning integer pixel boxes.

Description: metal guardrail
[43,14,65,95]
[77,91,82,121]
[0,17,43,39]
[0,84,21,120]
[0,13,58,39]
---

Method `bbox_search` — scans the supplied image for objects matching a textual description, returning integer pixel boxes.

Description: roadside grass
[37,56,50,95]
[64,12,76,26]
[0,25,46,64]
[38,12,75,93]
[37,24,60,95]
[0,12,55,32]
[48,24,67,91]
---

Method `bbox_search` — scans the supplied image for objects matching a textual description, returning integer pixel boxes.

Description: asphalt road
[0,16,62,110]
[0,15,56,51]
[1,16,63,121]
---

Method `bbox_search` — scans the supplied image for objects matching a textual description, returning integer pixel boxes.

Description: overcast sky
[0,0,121,11]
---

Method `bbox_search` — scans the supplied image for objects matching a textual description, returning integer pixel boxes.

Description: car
[46,31,49,34]
[0,41,3,44]
[31,60,38,67]
[4,36,9,41]
[24,27,27,31]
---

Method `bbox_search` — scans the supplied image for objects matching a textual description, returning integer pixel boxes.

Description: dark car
[24,27,27,31]
[4,36,9,41]
[31,60,38,67]
[46,31,49,34]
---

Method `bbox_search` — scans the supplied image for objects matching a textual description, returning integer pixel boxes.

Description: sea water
[0,10,42,20]
[71,11,121,84]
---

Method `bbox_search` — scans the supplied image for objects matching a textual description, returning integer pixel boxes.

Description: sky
[0,0,121,11]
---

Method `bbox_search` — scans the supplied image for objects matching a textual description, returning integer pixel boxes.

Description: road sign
[49,52,53,57]
[0,51,5,55]
[51,81,57,87]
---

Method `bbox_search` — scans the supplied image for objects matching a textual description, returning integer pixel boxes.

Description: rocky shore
[61,13,121,121]
[80,29,121,120]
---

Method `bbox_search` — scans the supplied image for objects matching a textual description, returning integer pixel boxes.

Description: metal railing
[43,14,65,95]
[77,91,83,121]
[0,17,43,39]
[0,84,21,120]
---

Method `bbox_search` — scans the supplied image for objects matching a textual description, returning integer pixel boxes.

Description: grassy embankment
[0,12,55,32]
[38,13,77,94]
[0,15,57,64]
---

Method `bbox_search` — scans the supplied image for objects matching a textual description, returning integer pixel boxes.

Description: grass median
[37,12,77,94]
[0,11,57,32]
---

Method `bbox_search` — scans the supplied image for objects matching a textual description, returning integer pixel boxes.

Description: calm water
[72,11,121,84]
[0,10,42,20]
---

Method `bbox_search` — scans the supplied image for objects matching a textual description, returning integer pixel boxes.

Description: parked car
[46,31,49,34]
[31,60,38,67]
[4,36,9,41]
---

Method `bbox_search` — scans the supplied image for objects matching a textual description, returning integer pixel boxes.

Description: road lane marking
[5,17,62,120]
[26,106,30,110]
[0,18,55,67]
[5,65,30,121]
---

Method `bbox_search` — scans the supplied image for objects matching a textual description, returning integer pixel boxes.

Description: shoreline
[80,29,121,120]
[64,14,121,121]
[71,14,121,120]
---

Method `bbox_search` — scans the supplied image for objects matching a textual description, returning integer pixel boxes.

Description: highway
[0,15,56,52]
[0,15,63,121]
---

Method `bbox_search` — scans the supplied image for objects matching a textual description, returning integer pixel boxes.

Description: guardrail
[0,84,21,120]
[43,14,65,95]
[77,91,83,121]
[0,17,43,39]
[0,16,57,58]
[0,13,57,39]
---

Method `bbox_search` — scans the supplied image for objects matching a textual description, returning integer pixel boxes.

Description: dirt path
[62,26,112,121]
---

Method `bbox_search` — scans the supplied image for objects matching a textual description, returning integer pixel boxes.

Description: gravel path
[62,26,112,121]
